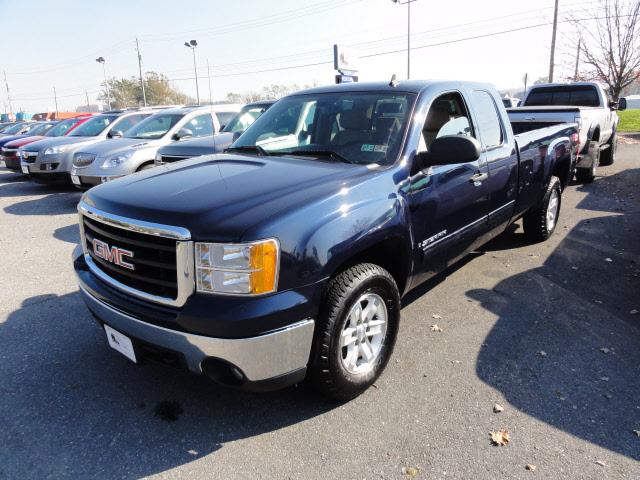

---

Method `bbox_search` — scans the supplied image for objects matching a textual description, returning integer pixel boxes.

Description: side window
[471,90,503,149]
[187,114,214,137]
[113,115,144,134]
[420,92,474,152]
[215,112,236,130]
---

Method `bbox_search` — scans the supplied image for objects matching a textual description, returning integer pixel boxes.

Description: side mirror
[173,127,193,141]
[618,97,627,111]
[417,135,482,169]
[107,130,123,139]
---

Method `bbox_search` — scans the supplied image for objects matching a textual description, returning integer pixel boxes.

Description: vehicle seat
[423,101,453,147]
[333,106,372,145]
[374,116,401,145]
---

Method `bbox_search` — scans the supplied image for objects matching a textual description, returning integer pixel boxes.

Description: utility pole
[573,39,581,81]
[523,73,528,93]
[207,59,213,105]
[3,71,12,116]
[391,0,416,80]
[548,0,559,82]
[85,89,90,109]
[53,86,59,118]
[135,37,147,107]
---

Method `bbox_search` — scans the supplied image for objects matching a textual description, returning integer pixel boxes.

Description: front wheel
[523,175,562,242]
[308,263,400,400]
[599,133,617,166]
[575,140,599,183]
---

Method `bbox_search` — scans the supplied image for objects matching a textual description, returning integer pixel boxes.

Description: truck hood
[22,135,101,153]
[157,133,234,157]
[81,137,165,157]
[83,153,376,241]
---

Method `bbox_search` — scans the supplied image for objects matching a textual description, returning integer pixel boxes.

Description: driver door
[407,91,490,284]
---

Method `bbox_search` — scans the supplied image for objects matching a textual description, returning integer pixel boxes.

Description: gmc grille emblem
[92,238,135,270]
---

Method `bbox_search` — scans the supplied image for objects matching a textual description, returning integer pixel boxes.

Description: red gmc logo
[92,238,135,270]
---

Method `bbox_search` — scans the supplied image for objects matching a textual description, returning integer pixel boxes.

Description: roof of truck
[293,80,495,95]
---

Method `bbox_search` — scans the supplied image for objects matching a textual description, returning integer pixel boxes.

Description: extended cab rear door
[469,89,519,232]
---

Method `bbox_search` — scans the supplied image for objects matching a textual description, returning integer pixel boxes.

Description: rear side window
[524,85,600,107]
[187,114,214,137]
[472,90,503,149]
[215,112,236,129]
[113,114,147,134]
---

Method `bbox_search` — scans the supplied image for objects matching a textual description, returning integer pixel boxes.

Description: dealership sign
[334,44,359,83]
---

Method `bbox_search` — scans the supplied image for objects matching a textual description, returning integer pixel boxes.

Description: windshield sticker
[361,144,388,153]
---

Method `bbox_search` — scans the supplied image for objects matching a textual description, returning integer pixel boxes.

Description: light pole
[392,0,416,80]
[184,40,200,105]
[95,57,111,109]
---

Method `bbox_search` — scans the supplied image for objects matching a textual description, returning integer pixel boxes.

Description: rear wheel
[523,175,562,242]
[599,132,617,166]
[308,263,400,400]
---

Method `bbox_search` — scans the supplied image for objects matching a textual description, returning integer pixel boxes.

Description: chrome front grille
[78,201,194,307]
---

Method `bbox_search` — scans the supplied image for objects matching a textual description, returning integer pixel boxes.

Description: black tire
[599,132,617,166]
[575,140,599,183]
[523,175,562,242]
[307,263,400,400]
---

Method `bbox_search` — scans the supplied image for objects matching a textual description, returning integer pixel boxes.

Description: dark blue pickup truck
[73,80,577,399]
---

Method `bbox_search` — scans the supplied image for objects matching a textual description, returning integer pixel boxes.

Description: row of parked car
[0,100,274,188]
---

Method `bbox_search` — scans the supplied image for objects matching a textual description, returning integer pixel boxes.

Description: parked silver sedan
[20,111,151,184]
[69,104,242,189]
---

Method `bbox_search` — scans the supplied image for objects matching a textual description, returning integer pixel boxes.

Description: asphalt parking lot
[1,143,639,479]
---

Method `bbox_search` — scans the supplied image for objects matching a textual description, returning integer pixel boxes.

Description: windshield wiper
[288,149,353,164]
[225,145,270,156]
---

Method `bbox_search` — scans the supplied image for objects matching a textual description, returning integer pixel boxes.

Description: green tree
[99,71,195,108]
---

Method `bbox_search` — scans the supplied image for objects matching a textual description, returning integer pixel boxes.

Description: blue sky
[0,0,590,112]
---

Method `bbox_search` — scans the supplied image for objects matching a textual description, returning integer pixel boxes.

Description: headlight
[44,144,71,155]
[101,151,133,169]
[195,239,279,295]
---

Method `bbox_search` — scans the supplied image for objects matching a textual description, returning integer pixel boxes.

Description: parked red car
[1,115,93,170]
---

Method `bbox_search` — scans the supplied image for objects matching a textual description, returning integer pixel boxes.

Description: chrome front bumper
[78,282,315,383]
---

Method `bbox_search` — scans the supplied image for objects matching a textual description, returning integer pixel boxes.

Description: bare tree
[574,0,640,100]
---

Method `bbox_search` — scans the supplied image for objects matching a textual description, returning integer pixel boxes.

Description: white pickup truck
[507,82,628,183]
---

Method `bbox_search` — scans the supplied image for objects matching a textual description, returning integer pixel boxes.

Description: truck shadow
[471,166,640,461]
[53,223,80,244]
[0,291,337,479]
[3,190,82,215]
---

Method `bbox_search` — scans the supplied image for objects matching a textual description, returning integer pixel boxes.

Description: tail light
[570,132,580,146]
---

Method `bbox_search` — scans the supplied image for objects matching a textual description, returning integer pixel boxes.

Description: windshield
[45,118,78,137]
[124,113,184,139]
[524,85,600,107]
[69,115,118,137]
[2,123,28,134]
[223,105,270,133]
[28,123,54,136]
[232,93,415,165]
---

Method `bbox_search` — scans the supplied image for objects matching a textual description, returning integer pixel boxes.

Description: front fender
[259,191,412,292]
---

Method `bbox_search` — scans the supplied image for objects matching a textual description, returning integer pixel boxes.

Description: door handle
[469,172,488,185]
